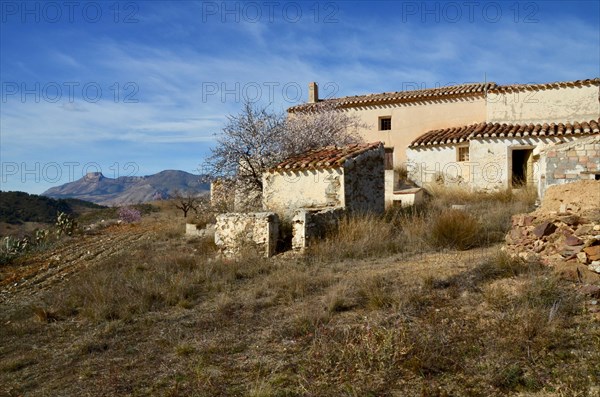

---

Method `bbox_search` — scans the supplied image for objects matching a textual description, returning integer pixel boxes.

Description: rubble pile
[504,181,600,281]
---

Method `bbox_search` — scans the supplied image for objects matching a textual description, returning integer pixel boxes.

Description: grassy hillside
[1,188,599,396]
[0,191,105,225]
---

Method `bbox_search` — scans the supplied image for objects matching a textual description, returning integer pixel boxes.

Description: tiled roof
[409,118,600,147]
[489,78,600,93]
[287,78,599,113]
[269,142,383,171]
[288,82,496,112]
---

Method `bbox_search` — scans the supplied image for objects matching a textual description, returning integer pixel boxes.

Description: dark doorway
[512,149,533,187]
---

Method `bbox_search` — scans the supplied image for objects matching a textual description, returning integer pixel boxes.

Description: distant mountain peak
[43,170,209,206]
[84,172,104,181]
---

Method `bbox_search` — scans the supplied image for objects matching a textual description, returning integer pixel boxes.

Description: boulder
[583,245,600,262]
[565,235,583,246]
[579,284,600,298]
[533,222,557,238]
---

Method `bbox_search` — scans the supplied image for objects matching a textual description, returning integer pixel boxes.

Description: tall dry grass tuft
[429,209,481,250]
[308,214,405,260]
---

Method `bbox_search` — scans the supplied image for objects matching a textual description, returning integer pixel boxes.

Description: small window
[384,148,394,170]
[379,117,391,131]
[457,146,469,162]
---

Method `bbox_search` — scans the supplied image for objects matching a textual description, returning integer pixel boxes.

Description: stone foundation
[215,212,279,258]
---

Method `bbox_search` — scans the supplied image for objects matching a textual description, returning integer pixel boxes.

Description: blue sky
[1,0,599,194]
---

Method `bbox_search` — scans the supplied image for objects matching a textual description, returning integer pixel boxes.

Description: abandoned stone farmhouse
[211,77,600,257]
[214,142,385,256]
[289,78,600,199]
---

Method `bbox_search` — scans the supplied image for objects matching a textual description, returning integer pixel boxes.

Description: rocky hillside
[43,170,209,206]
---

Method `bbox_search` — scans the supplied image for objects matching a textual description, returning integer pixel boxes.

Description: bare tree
[204,101,287,199]
[203,101,367,210]
[283,103,365,155]
[173,190,198,218]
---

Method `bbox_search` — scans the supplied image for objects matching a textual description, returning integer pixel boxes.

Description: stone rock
[560,251,577,260]
[580,285,600,298]
[589,261,600,274]
[565,235,583,246]
[558,214,581,226]
[533,222,557,238]
[577,252,588,264]
[575,225,593,236]
[584,245,600,261]
[554,262,600,283]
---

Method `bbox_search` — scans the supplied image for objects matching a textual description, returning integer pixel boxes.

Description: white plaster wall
[262,168,345,216]
[487,85,600,124]
[406,145,472,187]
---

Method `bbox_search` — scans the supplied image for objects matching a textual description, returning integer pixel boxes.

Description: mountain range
[43,170,210,206]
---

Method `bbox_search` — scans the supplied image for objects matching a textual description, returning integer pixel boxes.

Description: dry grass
[2,188,598,396]
[429,209,481,250]
[310,186,536,260]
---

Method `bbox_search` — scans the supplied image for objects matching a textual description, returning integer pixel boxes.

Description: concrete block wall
[215,212,279,258]
[292,207,345,251]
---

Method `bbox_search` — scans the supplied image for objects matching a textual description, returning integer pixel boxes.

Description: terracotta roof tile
[409,118,600,147]
[287,78,599,113]
[488,78,600,93]
[288,82,496,113]
[269,142,383,171]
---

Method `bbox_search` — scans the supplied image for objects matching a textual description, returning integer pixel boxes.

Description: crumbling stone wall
[292,207,345,251]
[541,135,600,189]
[214,212,279,258]
[343,145,385,214]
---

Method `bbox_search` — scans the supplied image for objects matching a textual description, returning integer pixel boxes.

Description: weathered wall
[539,135,600,194]
[487,85,600,124]
[347,95,487,165]
[262,168,345,216]
[406,144,472,187]
[468,137,582,190]
[343,144,385,214]
[214,212,279,258]
[407,136,592,191]
[292,207,345,251]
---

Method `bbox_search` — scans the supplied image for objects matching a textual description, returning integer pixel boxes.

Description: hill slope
[42,170,209,206]
[0,191,104,225]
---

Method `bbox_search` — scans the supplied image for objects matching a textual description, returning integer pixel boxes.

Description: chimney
[308,82,319,103]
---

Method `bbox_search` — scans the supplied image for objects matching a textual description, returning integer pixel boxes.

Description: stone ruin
[503,180,600,282]
[211,143,385,258]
